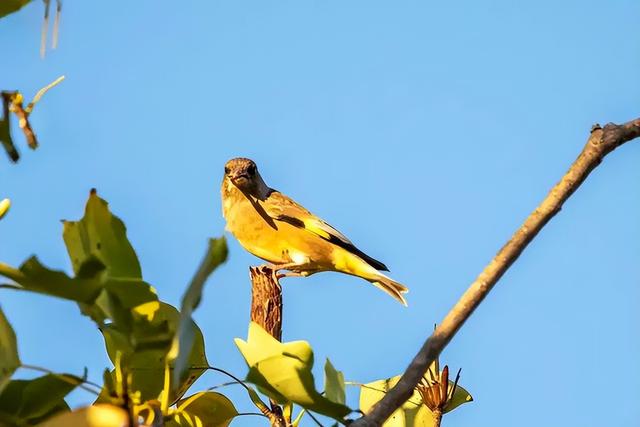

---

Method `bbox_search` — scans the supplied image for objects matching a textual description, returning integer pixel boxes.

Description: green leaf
[62,190,142,279]
[359,375,473,427]
[0,198,10,220]
[359,376,434,427]
[35,404,128,427]
[0,307,20,393]
[170,237,227,389]
[90,278,159,329]
[443,382,473,413]
[58,192,158,329]
[167,392,238,427]
[324,358,346,405]
[0,0,31,19]
[235,322,351,422]
[12,257,104,304]
[99,302,208,404]
[0,256,157,334]
[1,256,157,331]
[0,373,82,425]
[180,237,228,312]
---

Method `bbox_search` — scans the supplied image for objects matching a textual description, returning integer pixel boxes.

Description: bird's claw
[276,271,304,280]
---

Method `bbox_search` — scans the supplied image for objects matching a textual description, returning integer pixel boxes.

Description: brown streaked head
[224,157,260,191]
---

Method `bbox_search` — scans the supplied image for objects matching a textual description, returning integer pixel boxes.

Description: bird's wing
[261,191,389,271]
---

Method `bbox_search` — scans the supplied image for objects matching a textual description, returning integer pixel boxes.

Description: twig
[351,117,640,426]
[26,76,65,113]
[0,76,65,159]
[1,94,19,162]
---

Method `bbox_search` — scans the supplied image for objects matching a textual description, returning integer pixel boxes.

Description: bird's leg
[276,271,305,279]
[266,262,300,272]
[263,262,305,279]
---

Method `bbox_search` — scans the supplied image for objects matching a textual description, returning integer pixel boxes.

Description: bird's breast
[221,181,336,269]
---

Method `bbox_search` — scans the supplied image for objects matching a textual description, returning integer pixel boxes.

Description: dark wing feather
[262,191,389,271]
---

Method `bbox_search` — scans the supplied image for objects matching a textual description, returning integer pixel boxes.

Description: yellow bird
[221,157,408,305]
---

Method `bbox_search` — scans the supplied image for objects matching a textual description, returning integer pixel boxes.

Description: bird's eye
[224,167,230,175]
[247,164,256,175]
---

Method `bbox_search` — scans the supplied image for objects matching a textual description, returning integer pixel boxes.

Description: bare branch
[351,117,640,426]
[249,266,288,427]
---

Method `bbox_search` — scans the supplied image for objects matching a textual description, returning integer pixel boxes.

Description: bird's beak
[230,174,250,185]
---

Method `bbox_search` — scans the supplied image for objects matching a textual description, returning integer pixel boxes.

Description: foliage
[359,357,472,427]
[0,198,9,219]
[236,322,352,422]
[37,404,129,427]
[0,373,83,425]
[0,307,19,393]
[0,192,472,426]
[0,0,31,19]
[166,392,237,427]
[0,192,232,426]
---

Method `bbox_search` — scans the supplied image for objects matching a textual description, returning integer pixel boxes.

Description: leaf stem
[306,410,325,427]
[26,76,65,113]
[0,262,26,283]
[236,412,268,418]
[196,365,273,417]
[206,380,243,391]
[20,363,102,395]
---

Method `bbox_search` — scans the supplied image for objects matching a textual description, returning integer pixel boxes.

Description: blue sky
[1,1,639,426]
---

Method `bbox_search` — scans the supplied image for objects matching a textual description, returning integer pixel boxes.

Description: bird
[221,157,408,305]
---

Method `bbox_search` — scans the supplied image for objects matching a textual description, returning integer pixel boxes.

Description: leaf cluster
[0,192,472,426]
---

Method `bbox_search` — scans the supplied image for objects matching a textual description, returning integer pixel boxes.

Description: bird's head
[224,157,264,194]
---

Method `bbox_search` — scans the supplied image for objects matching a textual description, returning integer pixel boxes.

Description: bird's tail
[335,250,409,305]
[370,274,409,306]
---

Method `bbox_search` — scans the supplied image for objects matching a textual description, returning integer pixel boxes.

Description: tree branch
[250,266,283,341]
[351,117,640,426]
[249,265,288,427]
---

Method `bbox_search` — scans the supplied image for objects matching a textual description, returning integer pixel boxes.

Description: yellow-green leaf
[99,303,207,404]
[235,322,351,422]
[0,199,10,220]
[10,257,103,304]
[63,191,141,279]
[36,404,128,427]
[359,374,472,427]
[0,0,31,19]
[170,237,227,389]
[0,373,82,425]
[167,392,237,427]
[180,237,228,313]
[0,307,19,393]
[443,382,473,413]
[359,376,434,427]
[324,358,346,405]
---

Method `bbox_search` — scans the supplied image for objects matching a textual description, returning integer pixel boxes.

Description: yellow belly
[222,189,334,270]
